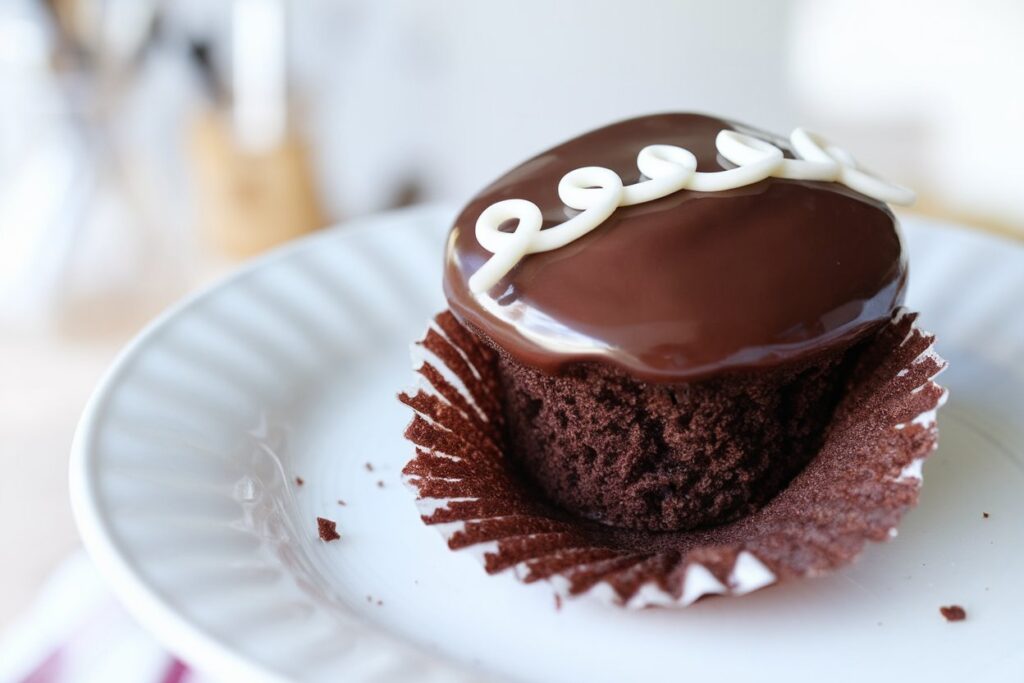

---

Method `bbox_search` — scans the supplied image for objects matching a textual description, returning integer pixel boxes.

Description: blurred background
[0,0,1021,678]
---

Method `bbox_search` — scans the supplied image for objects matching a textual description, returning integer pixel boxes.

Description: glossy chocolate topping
[444,113,907,382]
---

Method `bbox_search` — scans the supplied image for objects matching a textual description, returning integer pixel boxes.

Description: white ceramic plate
[71,205,1024,683]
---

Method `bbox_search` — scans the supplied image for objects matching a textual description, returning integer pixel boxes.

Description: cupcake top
[444,113,909,382]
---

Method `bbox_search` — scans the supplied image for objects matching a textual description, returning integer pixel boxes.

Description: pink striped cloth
[0,554,212,683]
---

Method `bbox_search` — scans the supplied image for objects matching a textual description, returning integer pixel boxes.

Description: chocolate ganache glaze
[444,113,907,382]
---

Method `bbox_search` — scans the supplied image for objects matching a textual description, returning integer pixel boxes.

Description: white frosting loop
[789,128,916,205]
[622,145,696,205]
[469,127,915,293]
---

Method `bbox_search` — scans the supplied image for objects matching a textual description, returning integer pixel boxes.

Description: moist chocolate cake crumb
[295,477,304,486]
[940,605,967,622]
[317,517,341,542]
[489,326,863,532]
[983,512,990,518]
[365,462,374,472]
[377,599,383,606]
[337,499,346,506]
[377,480,385,488]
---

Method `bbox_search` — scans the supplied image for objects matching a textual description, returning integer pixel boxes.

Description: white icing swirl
[468,128,915,294]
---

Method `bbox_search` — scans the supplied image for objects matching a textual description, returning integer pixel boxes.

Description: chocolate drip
[444,113,906,382]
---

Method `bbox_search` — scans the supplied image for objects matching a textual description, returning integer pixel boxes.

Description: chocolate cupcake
[401,112,945,606]
[443,113,908,532]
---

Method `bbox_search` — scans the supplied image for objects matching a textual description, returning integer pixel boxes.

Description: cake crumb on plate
[940,605,967,622]
[317,517,341,542]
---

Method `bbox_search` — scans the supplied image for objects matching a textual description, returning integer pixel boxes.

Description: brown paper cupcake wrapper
[399,309,947,607]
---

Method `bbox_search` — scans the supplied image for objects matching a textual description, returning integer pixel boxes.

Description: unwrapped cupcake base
[400,310,947,608]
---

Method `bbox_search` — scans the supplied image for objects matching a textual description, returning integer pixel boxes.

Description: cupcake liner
[399,310,947,608]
